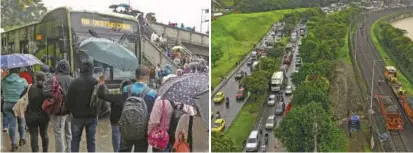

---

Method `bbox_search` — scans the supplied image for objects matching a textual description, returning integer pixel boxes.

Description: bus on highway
[1,7,148,84]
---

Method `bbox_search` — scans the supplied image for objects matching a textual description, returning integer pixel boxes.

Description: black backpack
[90,84,111,117]
[119,85,150,141]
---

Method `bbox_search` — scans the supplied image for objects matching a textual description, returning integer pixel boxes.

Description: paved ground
[211,24,282,129]
[1,117,117,152]
[353,8,413,151]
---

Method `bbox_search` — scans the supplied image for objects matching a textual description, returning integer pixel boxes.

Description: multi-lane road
[353,7,413,152]
[211,24,282,129]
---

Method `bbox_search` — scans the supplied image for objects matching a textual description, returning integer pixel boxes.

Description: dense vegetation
[211,8,316,88]
[276,7,360,152]
[211,133,236,152]
[217,0,358,13]
[372,21,413,95]
[1,0,47,30]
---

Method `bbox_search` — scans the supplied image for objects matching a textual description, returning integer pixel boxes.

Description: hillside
[211,8,308,87]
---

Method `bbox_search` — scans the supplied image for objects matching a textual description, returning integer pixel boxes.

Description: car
[245,131,260,152]
[295,67,300,73]
[265,115,276,130]
[296,54,300,58]
[236,88,248,101]
[275,102,286,115]
[213,92,225,103]
[285,86,292,95]
[234,71,244,80]
[295,60,301,67]
[267,94,276,106]
[211,119,226,133]
[296,57,301,62]
[247,59,253,66]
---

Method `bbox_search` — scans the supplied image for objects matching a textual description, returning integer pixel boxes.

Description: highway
[211,23,282,129]
[250,24,304,152]
[353,7,413,152]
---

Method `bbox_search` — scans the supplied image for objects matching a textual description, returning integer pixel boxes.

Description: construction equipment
[374,94,404,131]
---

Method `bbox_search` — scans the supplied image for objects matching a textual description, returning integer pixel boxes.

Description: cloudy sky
[42,0,210,32]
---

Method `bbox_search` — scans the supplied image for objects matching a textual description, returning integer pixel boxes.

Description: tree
[292,76,331,110]
[244,70,271,94]
[291,61,331,86]
[1,0,47,30]
[211,45,223,67]
[275,102,346,152]
[212,133,236,152]
[268,42,285,58]
[259,57,280,73]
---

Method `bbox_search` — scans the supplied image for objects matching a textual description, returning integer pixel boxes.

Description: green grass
[370,20,413,96]
[211,8,308,88]
[224,93,267,151]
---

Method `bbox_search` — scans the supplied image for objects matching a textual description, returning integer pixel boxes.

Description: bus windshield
[70,12,139,81]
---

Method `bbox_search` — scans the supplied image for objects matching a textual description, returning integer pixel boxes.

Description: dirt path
[330,62,369,152]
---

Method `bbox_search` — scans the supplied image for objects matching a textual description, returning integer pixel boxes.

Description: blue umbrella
[1,54,43,69]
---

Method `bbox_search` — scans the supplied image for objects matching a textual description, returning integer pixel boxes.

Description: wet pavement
[1,117,117,152]
[212,24,282,129]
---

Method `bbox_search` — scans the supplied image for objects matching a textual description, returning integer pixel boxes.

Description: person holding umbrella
[1,68,29,151]
[156,73,209,152]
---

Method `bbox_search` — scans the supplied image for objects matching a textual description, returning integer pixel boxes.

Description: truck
[384,66,413,125]
[270,71,284,92]
[251,51,258,60]
[283,51,293,65]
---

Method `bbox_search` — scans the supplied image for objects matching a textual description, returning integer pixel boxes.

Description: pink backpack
[148,100,169,150]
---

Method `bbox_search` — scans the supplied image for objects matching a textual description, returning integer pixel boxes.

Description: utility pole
[370,60,383,114]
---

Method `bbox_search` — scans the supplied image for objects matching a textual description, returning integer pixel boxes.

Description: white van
[245,130,260,152]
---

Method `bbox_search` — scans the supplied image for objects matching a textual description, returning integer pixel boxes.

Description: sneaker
[19,139,26,146]
[2,128,7,132]
[11,144,18,152]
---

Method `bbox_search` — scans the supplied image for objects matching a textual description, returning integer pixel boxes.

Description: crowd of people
[1,58,208,152]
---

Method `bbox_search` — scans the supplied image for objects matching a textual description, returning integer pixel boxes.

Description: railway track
[389,131,408,152]
[353,8,413,152]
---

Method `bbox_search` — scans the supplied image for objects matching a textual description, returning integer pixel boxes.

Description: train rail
[389,131,408,152]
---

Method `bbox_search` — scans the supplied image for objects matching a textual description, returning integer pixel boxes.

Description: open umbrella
[172,46,184,51]
[79,37,138,71]
[158,73,209,124]
[1,54,43,69]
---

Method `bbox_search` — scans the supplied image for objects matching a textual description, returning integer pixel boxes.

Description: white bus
[270,71,284,92]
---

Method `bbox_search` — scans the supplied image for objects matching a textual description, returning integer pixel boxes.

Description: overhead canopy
[79,37,138,71]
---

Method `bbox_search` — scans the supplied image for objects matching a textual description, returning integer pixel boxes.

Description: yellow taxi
[211,118,226,133]
[213,92,225,103]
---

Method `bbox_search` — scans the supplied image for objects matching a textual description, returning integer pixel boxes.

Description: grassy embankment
[371,18,413,95]
[211,8,308,88]
[224,93,267,151]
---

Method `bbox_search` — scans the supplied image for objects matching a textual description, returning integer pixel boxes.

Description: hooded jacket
[44,59,73,100]
[1,73,28,102]
[67,59,99,118]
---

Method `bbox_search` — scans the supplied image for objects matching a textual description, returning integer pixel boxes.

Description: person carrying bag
[13,84,32,119]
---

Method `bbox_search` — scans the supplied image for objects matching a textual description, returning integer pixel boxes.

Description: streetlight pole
[369,60,383,114]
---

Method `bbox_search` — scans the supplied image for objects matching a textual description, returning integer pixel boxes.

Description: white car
[268,94,276,106]
[285,86,293,95]
[295,67,300,73]
[265,115,276,129]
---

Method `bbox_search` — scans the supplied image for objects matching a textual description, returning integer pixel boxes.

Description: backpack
[148,100,169,150]
[90,84,111,117]
[42,76,67,115]
[119,85,150,141]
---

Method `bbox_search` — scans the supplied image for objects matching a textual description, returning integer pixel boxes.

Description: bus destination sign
[80,18,132,31]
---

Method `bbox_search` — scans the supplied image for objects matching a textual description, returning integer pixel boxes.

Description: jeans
[3,102,26,145]
[51,115,71,152]
[3,113,9,129]
[71,117,98,152]
[27,119,49,152]
[119,139,148,152]
[111,124,121,152]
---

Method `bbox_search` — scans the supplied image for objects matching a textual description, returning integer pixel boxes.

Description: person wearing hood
[41,65,52,81]
[21,72,50,152]
[19,67,33,84]
[67,58,104,152]
[1,68,28,151]
[44,59,73,152]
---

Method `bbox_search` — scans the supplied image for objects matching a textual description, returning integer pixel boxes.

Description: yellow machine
[385,66,398,83]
